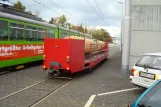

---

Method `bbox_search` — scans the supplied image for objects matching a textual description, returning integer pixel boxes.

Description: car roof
[132,80,161,107]
[143,52,161,56]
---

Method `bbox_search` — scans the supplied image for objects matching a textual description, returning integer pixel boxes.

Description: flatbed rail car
[43,38,109,76]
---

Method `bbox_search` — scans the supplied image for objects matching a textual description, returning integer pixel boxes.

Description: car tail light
[66,56,70,62]
[155,74,161,80]
[131,68,136,76]
[43,55,46,60]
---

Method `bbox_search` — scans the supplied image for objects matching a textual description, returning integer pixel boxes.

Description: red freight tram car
[43,38,109,76]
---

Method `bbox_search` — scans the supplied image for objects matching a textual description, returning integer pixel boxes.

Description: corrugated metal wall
[129,0,161,69]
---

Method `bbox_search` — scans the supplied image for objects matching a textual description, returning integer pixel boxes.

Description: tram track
[0,76,53,101]
[0,70,10,75]
[29,77,75,107]
[0,75,74,104]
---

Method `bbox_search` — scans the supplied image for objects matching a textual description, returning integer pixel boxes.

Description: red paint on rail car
[43,38,109,74]
[43,39,85,73]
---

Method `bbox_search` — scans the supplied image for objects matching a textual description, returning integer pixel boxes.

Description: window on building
[61,32,68,38]
[10,23,24,40]
[46,30,54,38]
[0,20,8,40]
[26,26,37,41]
[38,28,46,41]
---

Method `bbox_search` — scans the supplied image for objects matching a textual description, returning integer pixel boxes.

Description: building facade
[129,0,161,69]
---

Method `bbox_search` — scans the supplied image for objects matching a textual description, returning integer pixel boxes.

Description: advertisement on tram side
[0,44,44,61]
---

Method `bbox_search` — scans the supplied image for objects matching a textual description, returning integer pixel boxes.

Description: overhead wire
[8,0,14,4]
[85,0,103,21]
[2,0,91,33]
[93,0,105,19]
[48,0,73,18]
[32,0,60,15]
[47,0,92,32]
[85,0,108,25]
[93,0,108,24]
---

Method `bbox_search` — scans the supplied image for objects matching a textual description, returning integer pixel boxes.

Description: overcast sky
[7,0,124,37]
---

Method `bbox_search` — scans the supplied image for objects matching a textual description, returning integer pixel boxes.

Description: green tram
[0,11,92,71]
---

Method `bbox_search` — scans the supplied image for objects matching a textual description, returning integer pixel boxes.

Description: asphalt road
[0,45,145,107]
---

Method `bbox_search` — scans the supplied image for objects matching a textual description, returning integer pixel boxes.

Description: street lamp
[118,1,123,4]
[118,1,124,52]
[121,0,131,73]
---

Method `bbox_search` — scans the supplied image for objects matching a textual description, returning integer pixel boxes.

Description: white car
[130,53,161,88]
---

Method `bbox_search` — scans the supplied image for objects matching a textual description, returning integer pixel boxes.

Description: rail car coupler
[48,69,60,77]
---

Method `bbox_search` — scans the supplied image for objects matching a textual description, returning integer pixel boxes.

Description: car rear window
[138,81,161,107]
[150,57,161,70]
[136,55,161,70]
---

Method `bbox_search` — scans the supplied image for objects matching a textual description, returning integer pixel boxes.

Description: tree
[13,1,25,12]
[48,15,113,43]
[71,24,78,30]
[78,23,84,32]
[107,36,113,43]
[59,15,67,27]
[54,17,59,26]
[49,15,67,27]
[91,28,113,43]
[49,17,54,24]
[66,22,71,29]
[85,27,88,33]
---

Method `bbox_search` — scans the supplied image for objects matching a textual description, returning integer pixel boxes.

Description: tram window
[72,33,77,36]
[10,23,24,40]
[18,24,24,28]
[26,26,37,41]
[32,27,37,41]
[26,26,31,29]
[61,32,68,38]
[0,20,8,40]
[38,28,45,41]
[10,23,17,27]
[46,30,54,38]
